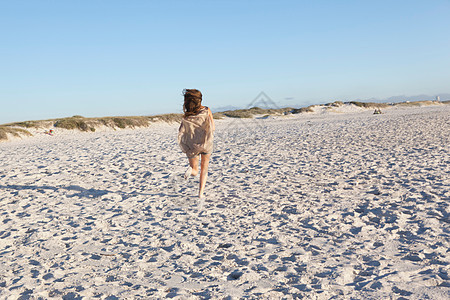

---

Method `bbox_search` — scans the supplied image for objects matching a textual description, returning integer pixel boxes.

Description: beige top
[178,107,214,157]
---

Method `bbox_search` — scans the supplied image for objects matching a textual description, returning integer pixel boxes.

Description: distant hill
[212,105,241,112]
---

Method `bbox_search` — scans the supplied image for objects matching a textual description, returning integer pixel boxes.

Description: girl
[178,89,215,198]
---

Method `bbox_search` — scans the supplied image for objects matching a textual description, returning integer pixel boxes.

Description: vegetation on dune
[49,114,183,132]
[218,107,293,118]
[222,109,253,118]
[291,105,315,114]
[0,126,32,141]
[54,117,96,132]
[325,101,344,107]
[348,101,389,108]
[99,117,151,129]
[394,100,441,107]
[7,121,41,128]
[1,113,183,137]
[212,112,226,119]
[148,113,183,123]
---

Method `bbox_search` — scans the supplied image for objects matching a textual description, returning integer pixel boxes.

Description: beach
[0,105,449,299]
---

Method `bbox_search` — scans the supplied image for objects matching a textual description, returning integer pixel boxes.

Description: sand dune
[0,105,449,299]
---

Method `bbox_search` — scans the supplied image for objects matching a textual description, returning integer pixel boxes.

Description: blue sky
[1,0,449,124]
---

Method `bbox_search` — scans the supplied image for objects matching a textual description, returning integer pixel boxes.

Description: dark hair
[183,89,203,117]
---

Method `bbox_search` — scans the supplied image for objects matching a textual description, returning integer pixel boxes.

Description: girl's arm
[208,108,215,131]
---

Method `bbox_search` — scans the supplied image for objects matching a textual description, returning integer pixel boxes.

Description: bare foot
[184,166,192,180]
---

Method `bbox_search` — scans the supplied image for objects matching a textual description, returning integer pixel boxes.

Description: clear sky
[1,0,449,124]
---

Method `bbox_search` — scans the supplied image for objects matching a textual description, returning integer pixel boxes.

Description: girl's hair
[183,89,203,117]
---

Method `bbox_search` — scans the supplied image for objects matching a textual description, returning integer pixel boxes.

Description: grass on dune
[347,101,389,108]
[54,117,97,132]
[0,114,183,140]
[291,106,315,114]
[0,127,32,141]
[147,113,183,123]
[53,115,184,131]
[394,100,442,107]
[216,107,293,118]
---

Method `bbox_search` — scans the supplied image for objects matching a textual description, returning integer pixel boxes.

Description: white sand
[0,105,449,299]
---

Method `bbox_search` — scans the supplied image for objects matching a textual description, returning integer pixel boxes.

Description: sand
[0,105,449,299]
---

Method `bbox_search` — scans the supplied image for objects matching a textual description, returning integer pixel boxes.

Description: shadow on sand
[0,184,178,200]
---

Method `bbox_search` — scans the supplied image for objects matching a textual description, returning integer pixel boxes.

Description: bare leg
[188,156,199,177]
[199,153,211,198]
